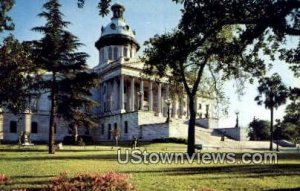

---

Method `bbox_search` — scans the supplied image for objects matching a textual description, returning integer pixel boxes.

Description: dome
[95,3,140,50]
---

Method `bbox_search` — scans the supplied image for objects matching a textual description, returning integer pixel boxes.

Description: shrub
[152,137,187,144]
[62,135,94,145]
[0,174,12,185]
[43,172,136,191]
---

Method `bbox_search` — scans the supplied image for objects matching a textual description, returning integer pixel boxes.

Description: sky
[6,0,299,128]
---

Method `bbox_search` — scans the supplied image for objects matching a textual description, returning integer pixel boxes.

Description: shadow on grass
[265,188,300,191]
[123,163,300,178]
[0,153,125,161]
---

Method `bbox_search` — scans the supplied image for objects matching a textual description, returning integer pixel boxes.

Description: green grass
[0,144,300,191]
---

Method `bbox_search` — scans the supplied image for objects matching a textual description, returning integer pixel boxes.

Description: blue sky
[7,0,299,128]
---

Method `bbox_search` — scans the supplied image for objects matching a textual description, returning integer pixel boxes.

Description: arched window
[108,47,113,60]
[114,47,118,59]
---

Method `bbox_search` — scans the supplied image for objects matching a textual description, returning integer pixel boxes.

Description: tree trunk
[74,124,78,143]
[187,94,196,157]
[270,107,274,151]
[48,74,57,154]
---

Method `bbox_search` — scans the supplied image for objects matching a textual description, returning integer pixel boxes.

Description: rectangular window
[108,47,113,60]
[124,121,128,134]
[31,122,38,134]
[124,47,128,57]
[101,124,105,135]
[10,121,17,133]
[114,123,118,130]
[206,104,209,118]
[114,47,118,59]
[108,124,111,140]
[100,49,104,62]
[199,103,202,110]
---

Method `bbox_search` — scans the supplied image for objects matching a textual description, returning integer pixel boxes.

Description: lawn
[0,143,300,191]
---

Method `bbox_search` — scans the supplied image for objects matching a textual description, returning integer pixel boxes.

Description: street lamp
[165,98,172,123]
[235,110,239,128]
[137,91,144,110]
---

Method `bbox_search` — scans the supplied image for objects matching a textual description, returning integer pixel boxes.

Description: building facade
[0,3,218,143]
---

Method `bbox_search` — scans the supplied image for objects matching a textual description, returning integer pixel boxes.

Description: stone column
[113,78,118,111]
[140,80,144,110]
[157,83,162,116]
[108,80,113,112]
[186,95,190,119]
[179,96,184,118]
[119,76,125,112]
[148,82,153,111]
[173,95,178,118]
[24,112,31,133]
[130,78,135,111]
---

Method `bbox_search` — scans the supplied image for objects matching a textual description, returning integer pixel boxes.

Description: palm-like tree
[255,73,288,151]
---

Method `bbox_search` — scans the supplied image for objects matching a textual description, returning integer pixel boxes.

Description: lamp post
[137,91,144,110]
[235,110,239,128]
[165,98,172,123]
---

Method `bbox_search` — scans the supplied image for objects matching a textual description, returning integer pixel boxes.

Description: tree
[255,73,288,151]
[0,0,14,32]
[281,87,300,144]
[143,1,300,156]
[32,0,98,154]
[248,118,270,141]
[76,0,111,16]
[0,36,37,113]
[0,0,37,114]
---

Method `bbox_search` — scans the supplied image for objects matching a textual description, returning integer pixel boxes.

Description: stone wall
[215,127,249,141]
[195,118,219,129]
[92,111,140,142]
[2,112,69,143]
[168,119,188,139]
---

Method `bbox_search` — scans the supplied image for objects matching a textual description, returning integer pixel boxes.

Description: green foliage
[0,36,37,113]
[255,73,288,110]
[275,120,299,143]
[255,73,288,150]
[43,172,136,191]
[248,118,270,141]
[280,89,300,143]
[76,0,111,17]
[280,38,300,77]
[32,0,98,153]
[0,0,15,32]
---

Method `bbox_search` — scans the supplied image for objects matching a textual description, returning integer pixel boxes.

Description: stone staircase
[138,113,274,150]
